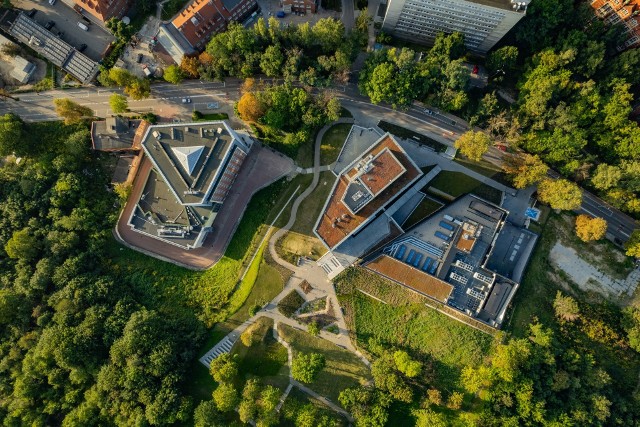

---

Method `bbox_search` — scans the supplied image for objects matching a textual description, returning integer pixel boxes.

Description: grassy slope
[278,324,371,404]
[402,196,443,229]
[320,123,352,165]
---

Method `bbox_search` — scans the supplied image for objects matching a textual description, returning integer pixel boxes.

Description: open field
[277,324,371,404]
[320,123,352,165]
[334,268,496,391]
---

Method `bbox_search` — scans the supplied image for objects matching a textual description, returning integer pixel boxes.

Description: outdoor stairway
[199,334,237,367]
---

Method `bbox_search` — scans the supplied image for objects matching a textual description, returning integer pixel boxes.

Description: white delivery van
[77,22,89,31]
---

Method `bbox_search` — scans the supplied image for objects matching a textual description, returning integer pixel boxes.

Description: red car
[472,64,479,74]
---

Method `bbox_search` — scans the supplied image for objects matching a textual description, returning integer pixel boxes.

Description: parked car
[48,0,56,5]
[56,30,64,38]
[44,21,55,30]
[77,22,89,31]
[136,53,143,63]
[78,43,87,52]
[276,11,285,18]
[27,9,37,18]
[181,98,192,104]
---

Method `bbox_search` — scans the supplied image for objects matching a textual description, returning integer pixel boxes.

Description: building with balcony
[381,0,530,54]
[591,0,640,50]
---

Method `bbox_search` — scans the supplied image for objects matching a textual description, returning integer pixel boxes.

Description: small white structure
[10,56,36,83]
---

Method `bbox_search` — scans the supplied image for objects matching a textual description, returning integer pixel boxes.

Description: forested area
[358,0,640,220]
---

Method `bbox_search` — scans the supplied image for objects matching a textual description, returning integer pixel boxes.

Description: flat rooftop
[485,222,537,282]
[316,135,422,249]
[130,169,215,249]
[9,13,99,83]
[366,254,453,303]
[91,118,143,151]
[141,122,247,206]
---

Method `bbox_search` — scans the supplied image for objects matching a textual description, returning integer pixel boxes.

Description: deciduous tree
[53,98,94,124]
[0,112,24,156]
[575,214,607,242]
[553,291,580,321]
[624,229,640,258]
[454,131,491,161]
[503,153,548,189]
[237,92,265,122]
[537,178,582,210]
[109,93,128,113]
[212,383,239,412]
[291,352,325,383]
[164,64,184,84]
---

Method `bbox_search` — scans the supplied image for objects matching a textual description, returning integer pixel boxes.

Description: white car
[181,98,191,104]
[48,0,56,5]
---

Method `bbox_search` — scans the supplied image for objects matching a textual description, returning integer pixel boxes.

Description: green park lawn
[277,324,372,404]
[320,123,352,165]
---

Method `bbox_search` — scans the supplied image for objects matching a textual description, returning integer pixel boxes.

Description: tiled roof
[315,135,421,249]
[365,255,453,303]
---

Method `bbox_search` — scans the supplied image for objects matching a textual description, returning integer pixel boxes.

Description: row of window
[394,23,485,45]
[404,0,505,19]
[398,12,499,31]
[401,5,503,26]
[396,15,496,36]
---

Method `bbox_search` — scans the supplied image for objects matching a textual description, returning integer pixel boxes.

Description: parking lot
[12,0,114,61]
[254,0,340,26]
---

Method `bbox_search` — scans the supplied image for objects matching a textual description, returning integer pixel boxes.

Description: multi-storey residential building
[591,0,640,50]
[72,0,132,22]
[282,0,318,14]
[381,0,530,54]
[156,0,258,63]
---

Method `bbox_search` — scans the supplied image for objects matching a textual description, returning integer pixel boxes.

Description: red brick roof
[316,135,421,249]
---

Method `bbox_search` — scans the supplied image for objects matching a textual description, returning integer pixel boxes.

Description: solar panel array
[9,13,99,83]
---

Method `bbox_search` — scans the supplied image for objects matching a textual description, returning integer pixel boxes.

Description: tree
[355,7,372,33]
[426,388,442,406]
[291,352,325,383]
[591,164,622,191]
[109,93,129,113]
[209,353,238,384]
[537,178,582,210]
[180,56,200,78]
[575,214,607,242]
[307,321,320,336]
[371,355,413,402]
[260,45,284,77]
[415,409,447,427]
[53,98,94,124]
[553,291,580,321]
[339,386,391,427]
[193,401,223,427]
[212,383,239,412]
[1,42,20,57]
[393,350,421,378]
[503,153,548,189]
[5,228,39,260]
[622,307,640,353]
[236,92,265,122]
[624,229,640,258]
[124,78,150,100]
[486,46,519,74]
[454,131,491,161]
[0,112,24,156]
[164,64,184,84]
[447,391,464,410]
[311,18,345,53]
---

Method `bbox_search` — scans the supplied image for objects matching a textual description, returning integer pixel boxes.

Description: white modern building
[381,0,531,54]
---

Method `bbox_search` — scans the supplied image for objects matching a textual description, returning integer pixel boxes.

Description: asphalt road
[0,79,636,243]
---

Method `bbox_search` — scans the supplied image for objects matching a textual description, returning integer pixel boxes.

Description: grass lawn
[193,112,229,121]
[454,156,511,186]
[471,183,503,205]
[320,123,352,165]
[276,231,328,264]
[232,317,290,391]
[334,268,495,391]
[290,171,336,235]
[402,196,443,229]
[378,120,447,152]
[427,171,482,198]
[277,324,371,404]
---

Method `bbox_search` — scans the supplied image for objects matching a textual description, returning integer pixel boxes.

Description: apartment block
[382,0,530,54]
[282,0,318,14]
[72,0,132,22]
[591,0,640,50]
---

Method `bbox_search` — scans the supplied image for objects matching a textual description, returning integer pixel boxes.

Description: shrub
[277,290,305,317]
